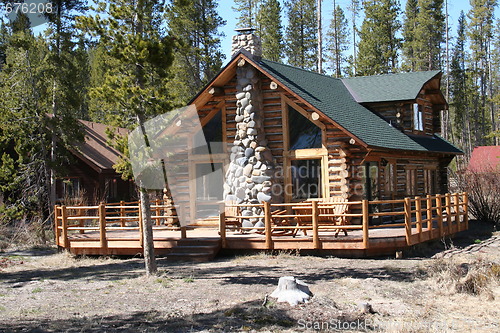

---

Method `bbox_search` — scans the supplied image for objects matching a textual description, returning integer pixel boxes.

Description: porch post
[404,197,412,246]
[99,202,108,250]
[426,195,433,239]
[362,200,369,249]
[436,195,444,237]
[219,202,227,248]
[264,201,273,250]
[312,200,320,250]
[415,196,422,243]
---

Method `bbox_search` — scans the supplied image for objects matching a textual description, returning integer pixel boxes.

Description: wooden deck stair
[167,238,221,262]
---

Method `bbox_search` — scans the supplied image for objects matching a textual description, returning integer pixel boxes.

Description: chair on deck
[294,197,349,237]
[223,201,241,232]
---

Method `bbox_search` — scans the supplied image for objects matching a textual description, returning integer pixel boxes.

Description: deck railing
[54,201,181,249]
[55,192,468,252]
[218,192,469,250]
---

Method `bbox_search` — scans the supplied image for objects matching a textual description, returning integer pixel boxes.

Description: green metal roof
[257,59,461,154]
[341,70,441,103]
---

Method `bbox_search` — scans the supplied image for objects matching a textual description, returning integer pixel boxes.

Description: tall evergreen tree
[450,11,472,156]
[402,0,419,71]
[413,0,445,70]
[233,0,260,29]
[356,0,401,75]
[467,0,497,146]
[347,0,361,75]
[167,0,225,105]
[78,0,175,275]
[256,0,283,62]
[325,3,349,77]
[285,0,317,70]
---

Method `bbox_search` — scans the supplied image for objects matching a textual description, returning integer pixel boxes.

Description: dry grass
[428,257,500,298]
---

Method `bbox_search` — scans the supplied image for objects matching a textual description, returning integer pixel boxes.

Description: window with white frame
[413,103,424,131]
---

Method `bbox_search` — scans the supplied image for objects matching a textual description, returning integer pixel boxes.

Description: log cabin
[174,29,463,224]
[56,119,136,204]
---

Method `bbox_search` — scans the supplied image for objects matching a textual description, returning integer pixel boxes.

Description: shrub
[453,168,500,228]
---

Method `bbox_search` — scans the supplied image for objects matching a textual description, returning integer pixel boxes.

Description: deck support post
[61,205,70,249]
[362,200,369,249]
[54,205,60,246]
[219,202,226,248]
[426,195,433,239]
[99,202,108,250]
[445,193,452,234]
[436,195,444,237]
[404,198,412,246]
[311,200,321,250]
[454,193,460,231]
[415,197,422,243]
[264,201,273,250]
[463,192,469,230]
[119,201,126,227]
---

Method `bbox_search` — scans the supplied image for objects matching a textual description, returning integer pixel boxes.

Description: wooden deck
[55,193,469,258]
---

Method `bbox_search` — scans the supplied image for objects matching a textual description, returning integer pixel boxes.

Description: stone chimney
[231,28,262,58]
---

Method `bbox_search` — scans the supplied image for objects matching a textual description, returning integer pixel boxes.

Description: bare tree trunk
[317,0,322,73]
[139,185,157,276]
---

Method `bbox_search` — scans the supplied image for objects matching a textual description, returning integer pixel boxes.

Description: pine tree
[413,0,445,70]
[256,0,283,62]
[78,0,175,276]
[450,11,472,156]
[347,0,361,75]
[402,0,419,71]
[167,0,226,106]
[233,0,260,29]
[285,0,317,70]
[0,20,9,69]
[490,19,500,144]
[467,0,498,146]
[325,3,349,77]
[356,0,401,76]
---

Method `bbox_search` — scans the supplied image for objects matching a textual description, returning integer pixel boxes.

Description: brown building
[56,120,135,204]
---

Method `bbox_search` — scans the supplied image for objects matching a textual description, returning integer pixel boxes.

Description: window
[193,110,223,154]
[288,105,322,150]
[291,159,321,200]
[57,178,80,200]
[384,163,395,194]
[105,178,118,200]
[362,162,379,200]
[195,163,223,201]
[406,168,417,196]
[413,103,424,131]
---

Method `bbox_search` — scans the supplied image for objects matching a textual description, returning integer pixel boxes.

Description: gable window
[413,103,424,131]
[288,105,322,150]
[193,110,223,154]
[291,159,321,200]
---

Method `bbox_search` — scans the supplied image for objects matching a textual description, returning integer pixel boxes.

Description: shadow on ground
[404,219,496,258]
[0,300,297,333]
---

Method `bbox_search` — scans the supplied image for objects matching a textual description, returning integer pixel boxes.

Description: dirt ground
[0,220,499,333]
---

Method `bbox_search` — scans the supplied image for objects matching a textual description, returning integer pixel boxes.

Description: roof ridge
[259,59,342,82]
[342,70,441,80]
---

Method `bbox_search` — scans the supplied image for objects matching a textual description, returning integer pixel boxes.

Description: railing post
[180,204,187,239]
[463,192,469,230]
[61,205,70,249]
[453,193,460,231]
[264,201,273,250]
[54,205,60,246]
[445,193,452,235]
[362,200,369,249]
[219,202,226,248]
[311,200,321,250]
[99,202,108,250]
[404,197,412,246]
[426,195,433,239]
[119,200,125,227]
[436,194,444,237]
[415,196,422,243]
